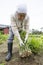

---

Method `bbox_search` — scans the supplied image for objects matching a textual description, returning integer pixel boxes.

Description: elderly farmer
[5,5,31,61]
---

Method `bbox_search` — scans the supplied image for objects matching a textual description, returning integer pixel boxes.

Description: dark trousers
[7,27,14,44]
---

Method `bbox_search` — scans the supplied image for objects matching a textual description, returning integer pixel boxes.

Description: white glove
[19,39,24,46]
[20,42,24,46]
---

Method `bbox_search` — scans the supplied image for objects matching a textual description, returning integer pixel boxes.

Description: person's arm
[24,17,29,43]
[11,16,24,46]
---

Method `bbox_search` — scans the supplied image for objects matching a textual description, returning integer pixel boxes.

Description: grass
[0,63,5,65]
[0,33,8,44]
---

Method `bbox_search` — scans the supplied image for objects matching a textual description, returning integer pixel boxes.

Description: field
[0,34,43,65]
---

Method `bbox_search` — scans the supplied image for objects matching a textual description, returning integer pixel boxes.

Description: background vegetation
[0,30,43,54]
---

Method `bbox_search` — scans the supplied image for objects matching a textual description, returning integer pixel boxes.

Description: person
[5,4,31,61]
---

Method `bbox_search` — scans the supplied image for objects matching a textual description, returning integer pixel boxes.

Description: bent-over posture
[5,5,31,61]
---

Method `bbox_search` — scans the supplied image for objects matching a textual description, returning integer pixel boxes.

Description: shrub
[27,37,42,54]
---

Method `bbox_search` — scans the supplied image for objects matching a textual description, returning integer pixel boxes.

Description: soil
[0,42,43,65]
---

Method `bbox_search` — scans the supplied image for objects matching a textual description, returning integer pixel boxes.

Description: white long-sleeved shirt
[11,14,29,43]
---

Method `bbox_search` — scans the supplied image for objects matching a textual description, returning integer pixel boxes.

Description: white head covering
[17,4,27,14]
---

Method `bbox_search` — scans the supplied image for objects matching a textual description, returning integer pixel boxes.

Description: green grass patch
[0,33,8,44]
[0,63,5,65]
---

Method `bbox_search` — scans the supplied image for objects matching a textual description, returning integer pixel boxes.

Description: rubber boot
[5,42,13,61]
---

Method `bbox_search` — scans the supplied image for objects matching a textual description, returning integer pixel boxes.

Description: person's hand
[20,42,24,46]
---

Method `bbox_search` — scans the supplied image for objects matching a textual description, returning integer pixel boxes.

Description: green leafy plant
[20,30,26,42]
[27,37,42,54]
[20,31,43,54]
[0,33,8,44]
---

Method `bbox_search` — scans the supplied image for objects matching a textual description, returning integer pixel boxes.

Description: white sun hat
[17,4,27,14]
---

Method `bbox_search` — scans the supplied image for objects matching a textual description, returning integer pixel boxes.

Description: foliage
[0,30,3,34]
[19,30,26,42]
[0,33,8,44]
[0,63,4,65]
[32,29,43,34]
[27,37,42,54]
[20,31,43,54]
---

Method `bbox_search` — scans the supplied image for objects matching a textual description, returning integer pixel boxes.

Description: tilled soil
[0,49,43,65]
[0,43,43,65]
